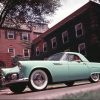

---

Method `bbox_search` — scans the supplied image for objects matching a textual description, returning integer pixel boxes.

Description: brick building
[0,23,48,68]
[30,1,100,62]
[0,53,12,68]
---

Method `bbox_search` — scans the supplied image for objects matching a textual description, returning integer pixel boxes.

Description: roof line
[0,26,31,32]
[32,1,99,44]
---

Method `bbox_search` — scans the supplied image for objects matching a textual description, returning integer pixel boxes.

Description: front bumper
[4,78,28,86]
[1,74,28,87]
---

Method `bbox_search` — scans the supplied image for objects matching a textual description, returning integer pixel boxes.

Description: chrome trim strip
[2,78,28,86]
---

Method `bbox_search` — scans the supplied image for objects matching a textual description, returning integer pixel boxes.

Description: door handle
[53,63,62,65]
[83,63,86,65]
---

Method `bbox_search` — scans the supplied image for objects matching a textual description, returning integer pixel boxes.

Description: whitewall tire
[28,69,48,91]
[89,73,99,83]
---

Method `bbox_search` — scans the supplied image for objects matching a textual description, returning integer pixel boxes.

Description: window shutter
[28,34,30,40]
[5,30,8,39]
[14,31,16,39]
[20,33,22,40]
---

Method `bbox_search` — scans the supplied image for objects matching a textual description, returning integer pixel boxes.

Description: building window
[75,23,83,38]
[78,43,86,56]
[22,33,29,40]
[36,47,40,56]
[8,48,15,57]
[62,31,69,44]
[43,42,47,52]
[23,49,30,57]
[51,37,57,49]
[7,31,15,39]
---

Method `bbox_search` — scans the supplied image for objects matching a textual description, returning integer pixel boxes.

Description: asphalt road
[0,81,100,99]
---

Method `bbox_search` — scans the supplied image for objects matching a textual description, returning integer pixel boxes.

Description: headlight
[5,73,19,81]
[11,74,18,80]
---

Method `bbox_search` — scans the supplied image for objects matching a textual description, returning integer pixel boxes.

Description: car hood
[1,66,20,76]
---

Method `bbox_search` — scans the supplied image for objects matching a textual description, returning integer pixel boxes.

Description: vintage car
[1,52,100,93]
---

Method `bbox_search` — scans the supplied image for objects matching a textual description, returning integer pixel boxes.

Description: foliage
[0,0,60,28]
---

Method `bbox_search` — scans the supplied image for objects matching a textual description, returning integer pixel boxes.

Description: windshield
[47,52,64,61]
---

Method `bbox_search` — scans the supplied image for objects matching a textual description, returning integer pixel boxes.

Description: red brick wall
[0,28,32,68]
[0,26,48,67]
[0,29,31,56]
[0,53,12,68]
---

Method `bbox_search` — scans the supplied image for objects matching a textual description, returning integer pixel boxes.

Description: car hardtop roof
[64,52,80,55]
[56,52,81,55]
[53,52,82,57]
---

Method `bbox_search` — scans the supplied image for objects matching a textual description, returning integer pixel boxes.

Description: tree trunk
[0,0,15,26]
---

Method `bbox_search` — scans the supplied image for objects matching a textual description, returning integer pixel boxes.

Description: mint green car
[1,52,100,93]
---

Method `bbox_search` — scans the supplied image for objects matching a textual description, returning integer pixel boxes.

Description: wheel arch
[90,72,100,78]
[90,72,100,75]
[29,67,53,84]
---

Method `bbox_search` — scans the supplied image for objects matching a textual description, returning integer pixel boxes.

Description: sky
[48,0,90,28]
[0,0,99,28]
[0,3,3,13]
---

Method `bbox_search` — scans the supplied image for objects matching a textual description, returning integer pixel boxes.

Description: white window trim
[23,49,30,57]
[51,37,57,49]
[7,31,14,39]
[62,30,69,44]
[75,23,83,38]
[8,48,15,57]
[22,33,28,40]
[36,47,40,56]
[43,42,47,52]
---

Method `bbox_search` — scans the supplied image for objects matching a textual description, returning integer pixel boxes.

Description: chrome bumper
[2,77,28,86]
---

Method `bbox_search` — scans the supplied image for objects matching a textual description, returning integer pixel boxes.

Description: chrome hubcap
[33,72,45,86]
[91,73,99,81]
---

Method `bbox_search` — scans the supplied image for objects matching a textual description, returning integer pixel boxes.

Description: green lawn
[58,89,100,100]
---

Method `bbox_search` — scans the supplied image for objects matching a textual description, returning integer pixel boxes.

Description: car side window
[67,54,82,62]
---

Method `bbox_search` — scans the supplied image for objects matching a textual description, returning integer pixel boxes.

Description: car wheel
[65,81,74,87]
[89,73,99,83]
[28,69,48,91]
[9,83,26,93]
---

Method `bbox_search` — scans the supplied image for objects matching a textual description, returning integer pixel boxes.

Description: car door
[48,52,69,82]
[52,61,69,82]
[67,54,90,80]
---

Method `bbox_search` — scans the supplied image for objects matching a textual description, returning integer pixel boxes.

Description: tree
[0,0,60,28]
